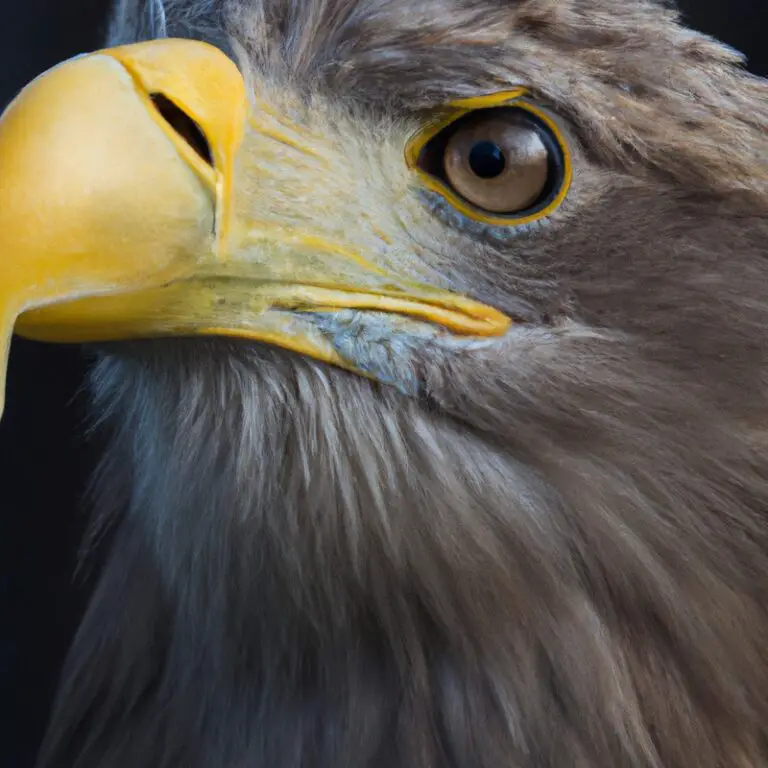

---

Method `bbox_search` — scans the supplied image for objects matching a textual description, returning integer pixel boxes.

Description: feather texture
[38,1,768,766]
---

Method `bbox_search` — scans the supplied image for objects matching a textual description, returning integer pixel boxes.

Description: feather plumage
[36,1,768,766]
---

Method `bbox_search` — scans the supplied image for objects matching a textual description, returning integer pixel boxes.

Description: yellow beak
[0,39,510,417]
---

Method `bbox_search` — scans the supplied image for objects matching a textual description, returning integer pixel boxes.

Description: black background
[1,2,766,766]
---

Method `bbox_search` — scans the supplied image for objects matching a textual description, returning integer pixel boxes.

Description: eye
[443,113,551,213]
[408,96,571,226]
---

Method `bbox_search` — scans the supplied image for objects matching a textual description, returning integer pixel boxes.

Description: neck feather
[38,336,768,768]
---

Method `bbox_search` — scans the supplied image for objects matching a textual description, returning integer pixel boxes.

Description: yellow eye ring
[406,89,573,227]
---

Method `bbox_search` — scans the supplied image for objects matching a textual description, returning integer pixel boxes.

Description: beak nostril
[149,93,214,167]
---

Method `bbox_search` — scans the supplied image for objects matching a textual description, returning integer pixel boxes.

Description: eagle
[1,0,767,766]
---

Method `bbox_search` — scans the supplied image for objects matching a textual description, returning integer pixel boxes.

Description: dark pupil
[468,140,506,179]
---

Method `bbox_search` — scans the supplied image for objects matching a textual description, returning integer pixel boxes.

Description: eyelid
[406,89,573,228]
[405,88,529,168]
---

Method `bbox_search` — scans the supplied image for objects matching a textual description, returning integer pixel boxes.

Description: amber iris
[443,111,550,214]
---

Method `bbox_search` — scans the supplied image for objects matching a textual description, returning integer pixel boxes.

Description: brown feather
[38,1,768,766]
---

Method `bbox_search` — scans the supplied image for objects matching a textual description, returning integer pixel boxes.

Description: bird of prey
[1,0,767,766]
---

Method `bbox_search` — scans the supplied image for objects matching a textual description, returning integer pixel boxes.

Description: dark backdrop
[1,2,766,766]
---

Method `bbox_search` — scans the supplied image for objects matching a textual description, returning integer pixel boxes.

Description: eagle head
[2,1,768,766]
